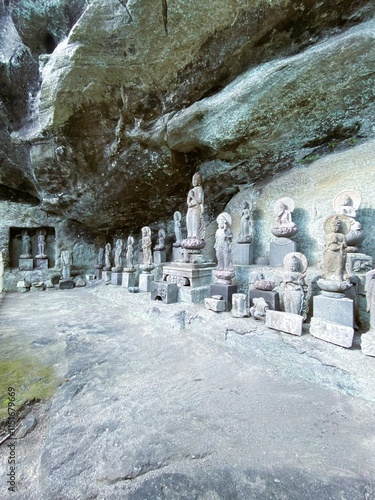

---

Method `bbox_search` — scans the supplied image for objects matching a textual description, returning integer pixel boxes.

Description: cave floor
[0,283,374,499]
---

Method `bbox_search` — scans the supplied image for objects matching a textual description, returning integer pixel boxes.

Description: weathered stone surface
[266,310,303,336]
[310,317,354,348]
[204,297,226,312]
[361,331,375,357]
[313,295,354,328]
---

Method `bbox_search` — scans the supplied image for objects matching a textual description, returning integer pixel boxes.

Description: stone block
[204,297,226,312]
[31,282,46,292]
[94,268,103,280]
[150,281,178,304]
[361,330,375,357]
[249,289,280,311]
[111,272,123,285]
[122,271,136,288]
[172,247,182,262]
[17,280,30,293]
[233,243,253,265]
[313,294,354,328]
[310,317,354,348]
[269,238,296,267]
[153,250,166,264]
[139,273,153,292]
[210,284,238,311]
[86,274,96,281]
[266,310,303,336]
[102,270,112,282]
[231,293,248,317]
[59,279,75,290]
[36,258,48,270]
[19,258,33,271]
[178,285,211,304]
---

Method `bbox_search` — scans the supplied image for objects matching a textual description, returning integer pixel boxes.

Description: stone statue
[173,211,182,247]
[250,297,269,321]
[361,269,375,357]
[214,212,235,284]
[333,190,364,252]
[282,252,308,319]
[154,228,166,251]
[0,250,4,293]
[323,215,351,282]
[113,239,123,270]
[97,248,104,267]
[237,201,252,243]
[182,172,205,250]
[20,230,31,258]
[271,197,298,238]
[141,226,152,266]
[61,250,72,279]
[103,243,112,271]
[125,236,135,271]
[36,229,47,258]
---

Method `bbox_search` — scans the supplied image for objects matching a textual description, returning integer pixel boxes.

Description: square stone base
[249,289,280,311]
[210,284,238,311]
[172,247,182,262]
[111,272,123,286]
[36,258,48,270]
[102,270,112,282]
[19,258,33,271]
[266,310,303,336]
[163,263,215,288]
[269,238,296,267]
[150,281,178,304]
[59,279,75,290]
[139,273,153,292]
[153,250,166,264]
[313,294,354,328]
[122,272,136,288]
[178,286,211,304]
[94,267,103,280]
[310,317,354,348]
[233,243,253,265]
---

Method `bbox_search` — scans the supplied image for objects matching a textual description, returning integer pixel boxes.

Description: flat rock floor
[0,283,375,499]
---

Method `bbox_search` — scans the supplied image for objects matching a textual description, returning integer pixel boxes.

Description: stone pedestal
[94,266,103,280]
[269,238,296,267]
[233,243,253,265]
[249,289,280,311]
[210,283,237,311]
[204,297,226,312]
[122,271,136,288]
[111,272,122,285]
[59,279,75,290]
[19,258,33,271]
[313,294,354,328]
[266,310,303,336]
[36,258,48,270]
[102,270,112,282]
[150,281,178,304]
[172,247,182,262]
[139,273,153,292]
[154,250,166,264]
[310,317,354,348]
[162,262,215,304]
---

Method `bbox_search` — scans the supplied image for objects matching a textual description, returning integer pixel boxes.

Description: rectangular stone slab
[19,258,33,271]
[313,295,354,327]
[233,243,253,265]
[153,250,166,264]
[36,258,48,270]
[204,297,226,312]
[310,317,354,348]
[111,272,123,285]
[266,310,303,336]
[122,271,136,288]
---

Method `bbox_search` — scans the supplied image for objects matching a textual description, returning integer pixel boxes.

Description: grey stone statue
[154,228,166,251]
[250,297,269,321]
[214,212,235,284]
[104,243,112,271]
[20,230,31,258]
[323,215,351,282]
[237,201,252,243]
[36,229,47,258]
[333,190,364,252]
[173,211,182,247]
[97,248,104,267]
[141,226,152,266]
[282,252,308,319]
[271,197,298,238]
[182,172,205,250]
[61,250,72,279]
[113,239,123,270]
[125,236,135,271]
[361,269,375,357]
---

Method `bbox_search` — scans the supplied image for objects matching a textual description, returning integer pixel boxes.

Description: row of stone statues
[19,229,47,259]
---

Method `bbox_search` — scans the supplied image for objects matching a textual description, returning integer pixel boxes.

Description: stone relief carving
[271,197,298,238]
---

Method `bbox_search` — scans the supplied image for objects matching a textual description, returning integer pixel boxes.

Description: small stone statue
[141,226,152,266]
[182,172,205,250]
[36,229,47,258]
[173,211,183,247]
[125,236,135,271]
[237,201,253,243]
[333,190,364,252]
[113,239,123,271]
[361,269,375,357]
[61,250,72,279]
[214,212,235,284]
[323,215,351,282]
[154,228,166,251]
[271,197,298,238]
[96,248,104,268]
[250,297,269,321]
[103,243,112,271]
[20,230,32,258]
[282,252,308,319]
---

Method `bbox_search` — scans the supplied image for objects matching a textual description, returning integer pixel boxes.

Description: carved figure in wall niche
[155,228,166,251]
[323,215,351,282]
[271,197,298,238]
[61,250,72,279]
[237,201,253,243]
[182,173,205,250]
[282,252,308,319]
[36,229,47,258]
[125,236,135,271]
[104,243,112,270]
[20,230,31,258]
[114,239,123,269]
[141,226,152,266]
[173,211,182,247]
[333,190,364,251]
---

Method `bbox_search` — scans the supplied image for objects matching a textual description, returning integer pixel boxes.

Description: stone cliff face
[0,0,374,233]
